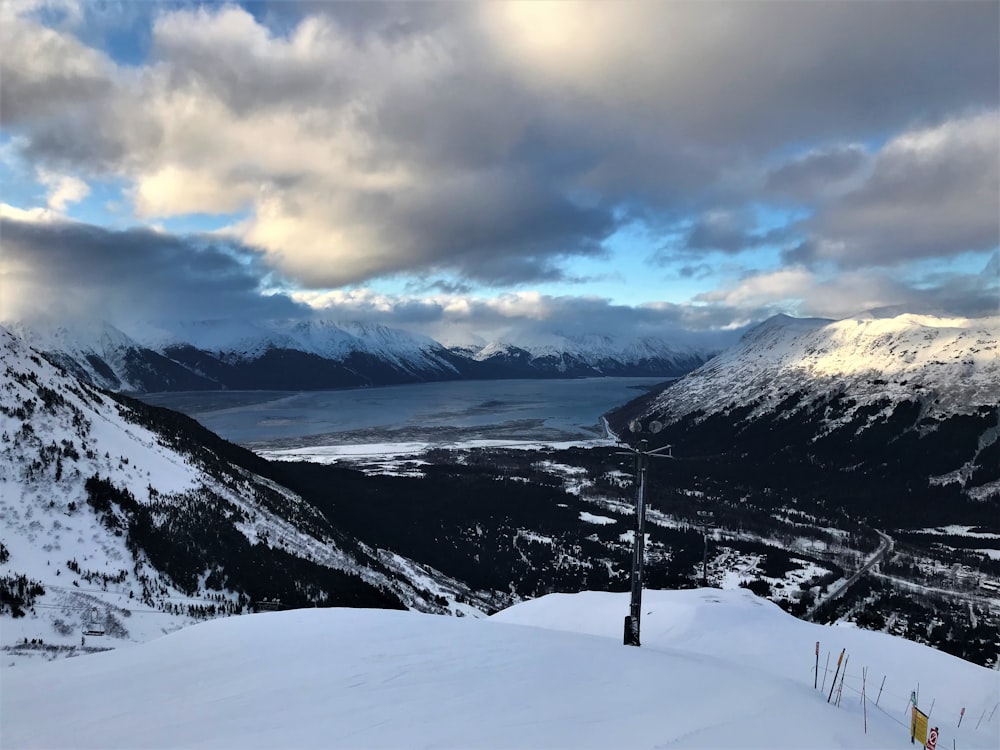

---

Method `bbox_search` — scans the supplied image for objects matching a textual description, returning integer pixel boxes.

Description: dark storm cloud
[0,216,307,323]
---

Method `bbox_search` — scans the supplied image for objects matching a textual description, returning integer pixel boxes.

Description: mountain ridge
[6,318,715,393]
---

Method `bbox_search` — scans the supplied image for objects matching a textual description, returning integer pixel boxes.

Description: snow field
[3,588,998,749]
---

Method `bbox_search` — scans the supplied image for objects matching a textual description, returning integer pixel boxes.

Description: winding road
[806,530,895,621]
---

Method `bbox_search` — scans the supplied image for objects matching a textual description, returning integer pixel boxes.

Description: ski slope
[4,589,997,749]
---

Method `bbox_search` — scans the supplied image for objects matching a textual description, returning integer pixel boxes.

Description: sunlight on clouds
[695,266,933,321]
[290,288,400,314]
[243,191,393,285]
[483,2,697,103]
[697,268,814,307]
[135,165,253,217]
[0,203,60,223]
[888,110,997,157]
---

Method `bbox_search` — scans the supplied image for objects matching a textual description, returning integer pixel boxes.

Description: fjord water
[139,377,667,449]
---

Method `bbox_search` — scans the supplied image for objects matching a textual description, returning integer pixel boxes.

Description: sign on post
[926,726,938,750]
[911,707,928,746]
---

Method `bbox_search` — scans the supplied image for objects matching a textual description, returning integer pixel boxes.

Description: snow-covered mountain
[457,331,709,378]
[638,312,999,421]
[609,312,1000,500]
[6,318,713,393]
[0,327,496,658]
[4,589,998,749]
[4,320,216,392]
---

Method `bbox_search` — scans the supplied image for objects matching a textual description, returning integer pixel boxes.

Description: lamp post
[620,420,672,647]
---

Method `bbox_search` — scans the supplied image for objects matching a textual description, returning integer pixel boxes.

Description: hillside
[3,589,998,749]
[608,312,1000,511]
[0,327,493,662]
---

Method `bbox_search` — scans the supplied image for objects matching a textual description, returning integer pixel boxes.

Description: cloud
[3,2,996,293]
[764,144,870,201]
[789,112,1000,267]
[0,202,60,223]
[683,210,761,254]
[0,214,307,324]
[0,3,113,126]
[292,287,740,349]
[36,168,90,210]
[485,2,998,148]
[694,255,1000,322]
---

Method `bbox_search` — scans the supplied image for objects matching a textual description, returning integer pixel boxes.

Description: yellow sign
[911,707,928,746]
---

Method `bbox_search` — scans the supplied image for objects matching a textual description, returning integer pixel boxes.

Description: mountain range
[5,319,713,393]
[3,309,999,667]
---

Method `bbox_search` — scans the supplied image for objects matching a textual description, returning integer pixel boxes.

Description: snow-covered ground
[258,437,615,467]
[3,588,997,749]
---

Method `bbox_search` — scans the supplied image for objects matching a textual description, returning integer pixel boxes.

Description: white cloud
[36,168,90,211]
[0,202,59,223]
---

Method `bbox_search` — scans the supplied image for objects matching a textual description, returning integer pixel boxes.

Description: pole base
[623,615,640,646]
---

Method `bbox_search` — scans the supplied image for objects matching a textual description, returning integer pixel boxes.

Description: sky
[0,0,997,346]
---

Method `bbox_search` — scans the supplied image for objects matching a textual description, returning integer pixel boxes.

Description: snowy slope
[3,319,211,392]
[644,312,999,422]
[0,327,491,661]
[606,311,1000,504]
[3,589,997,749]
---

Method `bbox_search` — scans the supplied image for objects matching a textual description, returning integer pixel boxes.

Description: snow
[647,312,1000,424]
[468,330,706,367]
[0,327,493,658]
[3,588,997,749]
[914,526,1000,539]
[579,511,618,525]
[258,437,617,466]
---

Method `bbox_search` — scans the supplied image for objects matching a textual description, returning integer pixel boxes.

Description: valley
[257,441,1000,667]
[2,312,998,672]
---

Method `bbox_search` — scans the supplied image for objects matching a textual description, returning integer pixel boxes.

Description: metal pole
[702,525,708,586]
[625,440,648,646]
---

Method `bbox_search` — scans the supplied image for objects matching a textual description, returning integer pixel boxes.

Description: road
[806,529,894,621]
